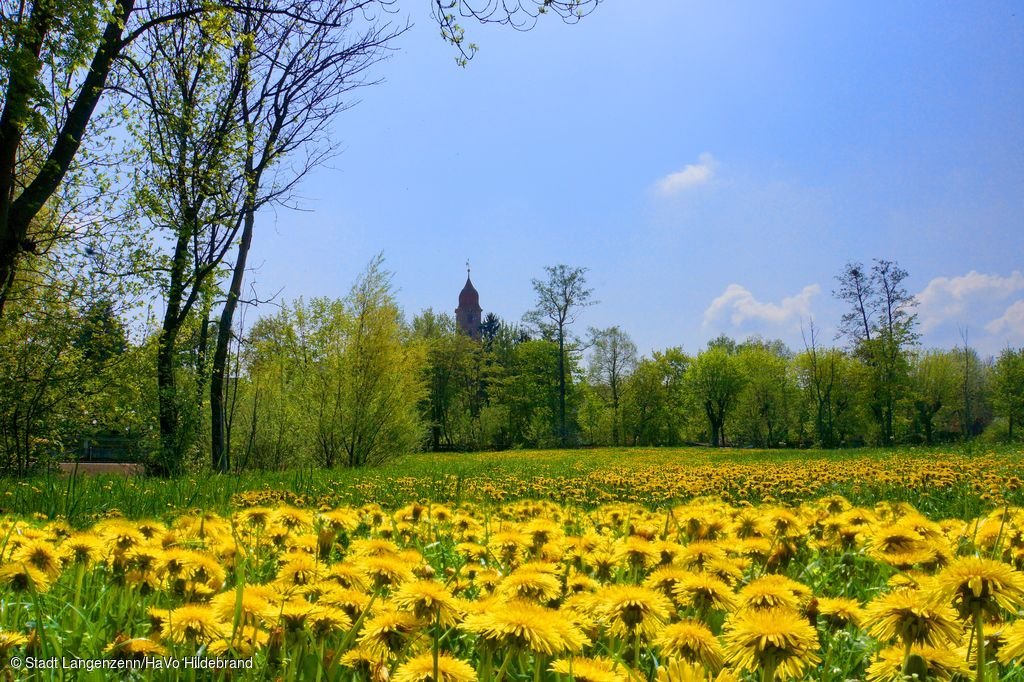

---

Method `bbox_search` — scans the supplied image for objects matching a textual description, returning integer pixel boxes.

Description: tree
[125,11,250,473]
[230,257,424,468]
[735,340,794,447]
[333,257,425,467]
[587,326,636,446]
[991,348,1024,442]
[834,259,919,444]
[209,1,399,472]
[0,0,251,317]
[490,339,566,447]
[907,349,959,444]
[412,309,485,450]
[433,0,601,64]
[687,344,746,447]
[622,347,689,446]
[795,334,862,448]
[524,265,594,446]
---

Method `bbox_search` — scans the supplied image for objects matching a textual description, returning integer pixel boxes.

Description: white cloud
[916,270,1024,332]
[655,152,717,195]
[703,283,820,328]
[986,300,1024,337]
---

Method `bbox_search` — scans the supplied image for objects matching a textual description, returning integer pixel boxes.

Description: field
[1,446,1023,680]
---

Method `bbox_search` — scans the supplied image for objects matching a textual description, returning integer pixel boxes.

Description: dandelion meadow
[1,446,1024,680]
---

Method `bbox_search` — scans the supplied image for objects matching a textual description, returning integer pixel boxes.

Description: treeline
[3,255,1022,476]
[407,260,1023,452]
[419,323,1022,450]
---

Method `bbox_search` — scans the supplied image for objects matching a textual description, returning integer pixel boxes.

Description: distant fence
[75,436,141,463]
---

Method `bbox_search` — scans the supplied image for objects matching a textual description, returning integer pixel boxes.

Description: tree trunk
[196,298,212,407]
[211,206,254,473]
[0,1,54,316]
[155,226,191,474]
[557,329,566,446]
[0,0,134,316]
[156,326,180,475]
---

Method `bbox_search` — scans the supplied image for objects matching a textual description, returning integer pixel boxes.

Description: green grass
[1,445,1021,526]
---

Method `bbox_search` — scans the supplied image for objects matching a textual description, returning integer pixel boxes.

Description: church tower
[455,265,482,340]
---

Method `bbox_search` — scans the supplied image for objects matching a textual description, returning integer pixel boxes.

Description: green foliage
[686,345,747,446]
[734,341,797,447]
[621,347,689,446]
[794,346,864,448]
[907,349,961,444]
[0,279,152,474]
[991,348,1024,441]
[411,309,488,450]
[835,259,920,445]
[232,257,425,469]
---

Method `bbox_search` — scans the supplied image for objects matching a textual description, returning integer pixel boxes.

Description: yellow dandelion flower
[931,555,1024,618]
[656,619,725,671]
[349,537,401,558]
[358,554,415,589]
[550,656,630,682]
[97,522,145,552]
[0,629,28,653]
[591,584,672,639]
[461,598,589,656]
[814,596,865,629]
[235,506,274,529]
[319,507,361,533]
[656,660,740,682]
[210,585,272,626]
[11,539,62,580]
[134,520,167,540]
[61,533,104,566]
[674,573,738,615]
[325,561,369,591]
[276,553,322,588]
[736,574,808,612]
[308,604,352,636]
[587,549,622,581]
[265,599,315,632]
[0,561,51,592]
[498,565,562,603]
[997,619,1024,664]
[704,557,745,585]
[392,651,478,682]
[487,529,529,564]
[865,643,971,682]
[393,579,463,626]
[722,607,820,681]
[339,645,387,677]
[567,572,600,594]
[864,589,961,647]
[615,536,660,570]
[731,509,769,539]
[164,604,226,644]
[104,636,168,660]
[319,585,373,622]
[676,541,727,570]
[357,610,418,659]
[272,506,314,531]
[523,518,564,549]
[645,566,696,599]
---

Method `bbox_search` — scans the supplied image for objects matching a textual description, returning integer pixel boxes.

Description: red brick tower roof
[459,276,480,309]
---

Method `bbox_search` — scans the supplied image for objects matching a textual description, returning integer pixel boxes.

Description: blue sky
[245,1,1024,357]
